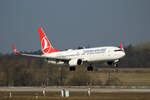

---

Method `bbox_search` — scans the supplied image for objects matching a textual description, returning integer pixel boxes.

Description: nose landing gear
[114,62,119,72]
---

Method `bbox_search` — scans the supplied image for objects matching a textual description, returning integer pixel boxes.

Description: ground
[0,91,150,100]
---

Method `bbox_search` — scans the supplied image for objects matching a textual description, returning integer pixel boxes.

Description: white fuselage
[42,46,125,65]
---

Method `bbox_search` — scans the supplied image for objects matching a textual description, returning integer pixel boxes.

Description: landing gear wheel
[87,66,93,71]
[69,67,76,71]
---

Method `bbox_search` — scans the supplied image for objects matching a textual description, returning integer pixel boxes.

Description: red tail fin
[38,27,60,54]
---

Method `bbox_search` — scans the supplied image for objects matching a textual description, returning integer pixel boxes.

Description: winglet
[120,42,124,51]
[12,44,19,55]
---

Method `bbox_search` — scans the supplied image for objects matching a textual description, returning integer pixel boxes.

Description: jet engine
[69,59,82,66]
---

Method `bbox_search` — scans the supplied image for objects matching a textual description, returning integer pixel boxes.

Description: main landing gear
[87,65,93,71]
[69,66,76,71]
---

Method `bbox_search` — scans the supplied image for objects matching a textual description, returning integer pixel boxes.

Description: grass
[86,68,150,86]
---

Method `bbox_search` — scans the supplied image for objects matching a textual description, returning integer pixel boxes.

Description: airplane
[12,27,126,71]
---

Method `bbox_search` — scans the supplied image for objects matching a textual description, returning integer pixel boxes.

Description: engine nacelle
[69,59,82,66]
[48,60,64,65]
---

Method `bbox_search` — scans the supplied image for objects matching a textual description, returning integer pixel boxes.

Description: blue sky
[0,0,150,53]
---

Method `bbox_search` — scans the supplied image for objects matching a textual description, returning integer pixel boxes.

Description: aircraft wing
[12,44,70,62]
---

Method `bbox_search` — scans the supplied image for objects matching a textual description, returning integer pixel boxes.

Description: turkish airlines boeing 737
[12,27,125,71]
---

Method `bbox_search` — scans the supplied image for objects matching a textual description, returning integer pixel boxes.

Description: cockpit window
[114,49,122,52]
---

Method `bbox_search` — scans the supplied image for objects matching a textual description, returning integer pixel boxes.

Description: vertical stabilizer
[38,27,60,54]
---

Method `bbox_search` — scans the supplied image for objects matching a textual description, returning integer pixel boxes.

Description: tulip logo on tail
[38,27,60,54]
[41,37,51,54]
